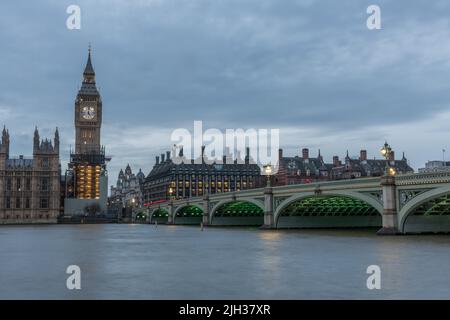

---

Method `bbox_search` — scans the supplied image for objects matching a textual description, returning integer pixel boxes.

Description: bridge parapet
[395,172,450,186]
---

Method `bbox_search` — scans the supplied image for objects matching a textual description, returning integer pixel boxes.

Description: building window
[41,178,49,191]
[16,198,21,209]
[40,198,49,209]
[6,178,11,191]
[25,197,30,209]
[6,197,11,209]
[26,178,31,191]
[16,178,21,191]
[42,158,49,168]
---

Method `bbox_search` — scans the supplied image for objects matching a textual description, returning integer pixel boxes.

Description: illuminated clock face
[81,106,96,120]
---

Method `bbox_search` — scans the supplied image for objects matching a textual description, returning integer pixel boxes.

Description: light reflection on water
[0,224,449,299]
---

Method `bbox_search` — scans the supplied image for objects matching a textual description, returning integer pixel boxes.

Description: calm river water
[0,224,449,299]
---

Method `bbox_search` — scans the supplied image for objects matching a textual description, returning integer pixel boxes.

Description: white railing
[395,171,450,186]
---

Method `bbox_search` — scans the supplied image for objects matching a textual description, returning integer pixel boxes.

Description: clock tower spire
[83,44,95,82]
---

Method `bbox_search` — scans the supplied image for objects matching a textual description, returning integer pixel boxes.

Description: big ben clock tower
[75,46,102,154]
[65,46,109,211]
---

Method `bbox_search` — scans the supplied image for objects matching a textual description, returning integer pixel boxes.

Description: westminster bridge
[141,172,450,234]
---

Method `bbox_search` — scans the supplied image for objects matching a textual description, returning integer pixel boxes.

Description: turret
[302,148,309,159]
[125,164,132,176]
[33,126,40,153]
[0,125,9,157]
[54,127,59,154]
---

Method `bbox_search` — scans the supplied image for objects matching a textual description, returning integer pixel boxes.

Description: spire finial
[83,44,95,77]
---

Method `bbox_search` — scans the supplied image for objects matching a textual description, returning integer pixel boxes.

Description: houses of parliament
[0,48,108,224]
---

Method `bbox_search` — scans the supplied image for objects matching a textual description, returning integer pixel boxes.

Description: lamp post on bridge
[263,164,273,187]
[378,141,399,235]
[261,164,274,229]
[380,141,396,176]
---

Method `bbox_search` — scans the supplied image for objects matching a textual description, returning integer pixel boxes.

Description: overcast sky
[1,0,450,183]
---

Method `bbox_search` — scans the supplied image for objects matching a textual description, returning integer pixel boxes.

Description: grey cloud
[1,0,450,180]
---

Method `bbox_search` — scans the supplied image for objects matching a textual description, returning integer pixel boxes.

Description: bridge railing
[395,171,450,186]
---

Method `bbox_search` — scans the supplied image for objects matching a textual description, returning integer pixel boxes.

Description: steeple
[33,126,40,153]
[54,127,60,153]
[1,125,9,157]
[125,164,132,175]
[78,44,99,96]
[2,125,7,143]
[83,44,95,79]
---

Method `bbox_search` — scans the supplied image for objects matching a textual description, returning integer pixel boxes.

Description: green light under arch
[280,196,379,217]
[214,201,264,217]
[176,205,203,217]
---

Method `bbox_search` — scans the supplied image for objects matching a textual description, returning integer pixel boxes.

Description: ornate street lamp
[380,141,396,176]
[168,186,174,199]
[263,164,273,187]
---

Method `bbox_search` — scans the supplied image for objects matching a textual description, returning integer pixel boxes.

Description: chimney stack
[360,150,367,161]
[388,151,395,161]
[201,145,206,164]
[156,156,160,165]
[302,148,309,159]
[166,151,170,161]
[278,148,283,160]
[245,147,250,164]
[161,153,165,162]
[333,156,340,167]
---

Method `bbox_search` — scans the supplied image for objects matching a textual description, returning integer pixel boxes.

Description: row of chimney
[154,147,396,166]
[278,148,395,165]
[155,147,252,165]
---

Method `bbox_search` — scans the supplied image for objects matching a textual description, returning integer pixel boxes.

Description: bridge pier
[377,175,400,235]
[202,195,210,226]
[261,186,275,229]
[167,201,174,225]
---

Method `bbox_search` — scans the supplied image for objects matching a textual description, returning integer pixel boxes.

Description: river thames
[0,224,449,299]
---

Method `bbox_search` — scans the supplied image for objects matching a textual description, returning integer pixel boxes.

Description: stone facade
[274,148,331,185]
[143,149,262,204]
[109,164,145,210]
[0,127,60,224]
[330,150,413,180]
[274,148,414,186]
[418,160,450,173]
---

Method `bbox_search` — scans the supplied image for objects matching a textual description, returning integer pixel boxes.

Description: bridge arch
[210,198,264,226]
[150,208,169,224]
[274,191,383,229]
[399,185,450,233]
[135,211,148,223]
[174,203,205,217]
[174,204,204,225]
